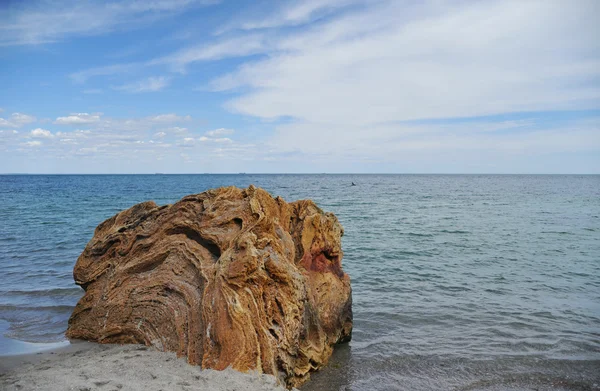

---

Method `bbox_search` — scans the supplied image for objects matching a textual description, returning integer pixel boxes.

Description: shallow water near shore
[1,174,599,390]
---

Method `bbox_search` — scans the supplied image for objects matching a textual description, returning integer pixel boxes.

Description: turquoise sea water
[0,174,599,390]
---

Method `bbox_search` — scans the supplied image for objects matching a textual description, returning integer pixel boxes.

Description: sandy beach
[0,342,294,391]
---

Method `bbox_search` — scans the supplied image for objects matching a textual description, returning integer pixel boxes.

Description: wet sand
[0,341,294,391]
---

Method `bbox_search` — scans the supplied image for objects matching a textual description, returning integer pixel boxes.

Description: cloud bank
[1,0,598,173]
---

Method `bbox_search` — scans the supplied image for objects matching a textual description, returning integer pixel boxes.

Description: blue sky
[0,0,599,173]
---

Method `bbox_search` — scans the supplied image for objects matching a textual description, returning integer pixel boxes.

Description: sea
[0,174,599,390]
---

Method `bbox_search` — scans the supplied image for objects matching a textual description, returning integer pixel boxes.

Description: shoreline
[0,339,92,373]
[0,320,71,363]
[3,341,600,391]
[0,341,294,391]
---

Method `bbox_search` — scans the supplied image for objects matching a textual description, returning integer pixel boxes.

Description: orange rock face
[66,186,352,388]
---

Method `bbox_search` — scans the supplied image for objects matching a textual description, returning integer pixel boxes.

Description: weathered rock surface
[66,185,352,388]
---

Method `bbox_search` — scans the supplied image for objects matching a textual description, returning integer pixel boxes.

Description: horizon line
[1,173,599,176]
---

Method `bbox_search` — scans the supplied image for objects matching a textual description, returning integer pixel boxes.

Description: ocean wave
[0,287,83,297]
[0,304,75,313]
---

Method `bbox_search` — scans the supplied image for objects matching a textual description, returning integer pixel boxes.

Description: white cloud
[150,35,267,72]
[76,147,98,155]
[47,113,191,137]
[212,0,599,127]
[0,109,238,172]
[3,110,192,152]
[12,113,37,125]
[54,113,101,125]
[266,116,600,166]
[166,126,188,133]
[179,137,196,147]
[30,128,53,138]
[205,128,234,137]
[70,64,137,83]
[1,0,218,46]
[55,129,91,139]
[198,137,232,144]
[0,113,36,127]
[195,128,236,145]
[221,0,359,33]
[150,114,191,123]
[83,88,103,94]
[113,76,170,93]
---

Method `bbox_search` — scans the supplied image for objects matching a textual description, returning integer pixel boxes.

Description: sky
[0,0,599,174]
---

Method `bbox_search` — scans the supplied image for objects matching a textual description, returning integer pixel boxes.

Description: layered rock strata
[66,185,352,388]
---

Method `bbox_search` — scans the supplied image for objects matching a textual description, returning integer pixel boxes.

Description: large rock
[66,185,352,388]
